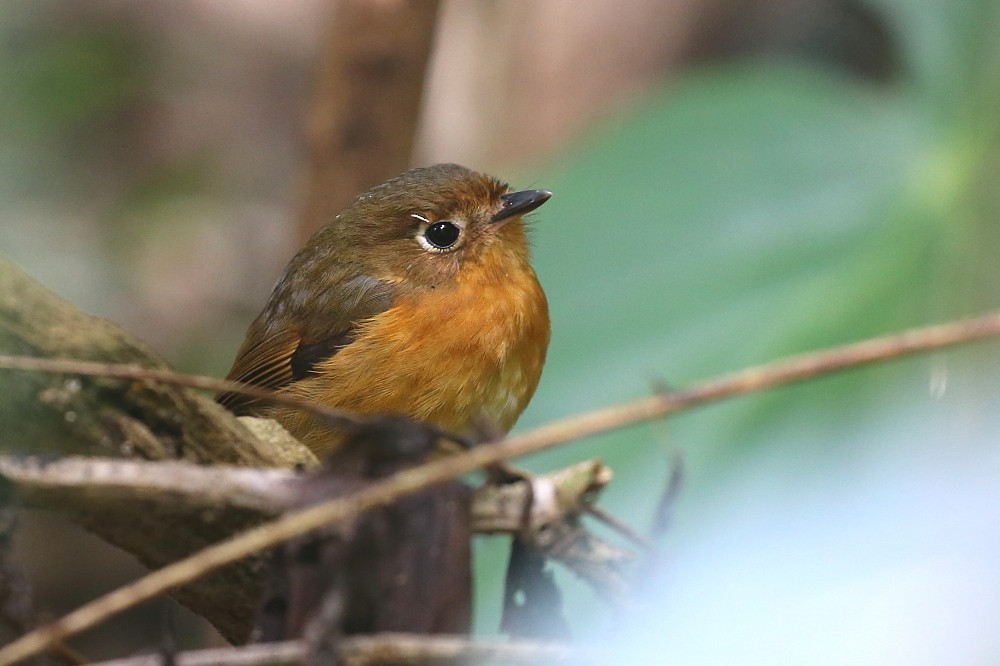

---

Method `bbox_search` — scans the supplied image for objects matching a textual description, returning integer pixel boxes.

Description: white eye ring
[412,214,466,253]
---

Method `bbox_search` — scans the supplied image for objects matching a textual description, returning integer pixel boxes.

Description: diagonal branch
[86,634,579,666]
[0,455,629,600]
[0,355,393,437]
[3,309,1000,664]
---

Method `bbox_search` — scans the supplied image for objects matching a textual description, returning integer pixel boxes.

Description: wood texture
[0,257,317,643]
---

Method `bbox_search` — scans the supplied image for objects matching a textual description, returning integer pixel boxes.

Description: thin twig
[0,454,621,541]
[89,641,303,666]
[339,632,579,665]
[0,354,363,424]
[2,310,1000,664]
[0,356,471,450]
[0,357,360,428]
[582,504,652,550]
[86,634,577,666]
[650,450,685,540]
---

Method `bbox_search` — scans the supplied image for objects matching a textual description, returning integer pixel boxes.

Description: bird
[218,163,551,454]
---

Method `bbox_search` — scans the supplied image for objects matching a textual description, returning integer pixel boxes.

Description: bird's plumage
[218,163,550,454]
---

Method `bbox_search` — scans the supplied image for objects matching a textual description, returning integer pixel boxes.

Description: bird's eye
[423,221,461,250]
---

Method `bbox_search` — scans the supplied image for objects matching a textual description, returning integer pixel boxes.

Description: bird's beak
[491,189,552,224]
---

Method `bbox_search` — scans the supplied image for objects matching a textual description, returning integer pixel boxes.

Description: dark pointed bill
[491,189,552,224]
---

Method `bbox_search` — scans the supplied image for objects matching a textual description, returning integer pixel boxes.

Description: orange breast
[278,254,550,454]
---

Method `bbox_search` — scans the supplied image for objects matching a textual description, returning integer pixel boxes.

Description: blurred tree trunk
[297,0,441,241]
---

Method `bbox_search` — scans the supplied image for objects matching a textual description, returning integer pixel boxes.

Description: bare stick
[2,310,1000,664]
[650,451,685,540]
[0,454,623,548]
[0,357,362,430]
[86,634,577,666]
[582,504,652,550]
[0,356,471,450]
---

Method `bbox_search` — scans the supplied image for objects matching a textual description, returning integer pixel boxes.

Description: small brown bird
[219,163,551,453]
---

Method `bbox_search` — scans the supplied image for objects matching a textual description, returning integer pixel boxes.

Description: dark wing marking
[289,329,356,381]
[217,275,395,415]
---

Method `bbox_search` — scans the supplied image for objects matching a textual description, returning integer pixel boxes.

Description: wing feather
[217,274,396,415]
[217,328,301,413]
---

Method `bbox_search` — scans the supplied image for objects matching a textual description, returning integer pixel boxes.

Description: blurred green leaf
[497,1,1000,639]
[0,26,143,140]
[0,7,150,207]
[525,63,933,466]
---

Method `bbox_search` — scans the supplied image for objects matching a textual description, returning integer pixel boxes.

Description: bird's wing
[217,275,395,414]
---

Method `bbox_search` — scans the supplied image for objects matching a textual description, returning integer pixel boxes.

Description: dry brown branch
[4,309,1000,664]
[0,455,630,599]
[87,634,578,666]
[0,355,375,436]
[0,457,301,516]
[0,259,312,469]
[0,259,326,642]
[298,0,441,239]
[583,504,653,550]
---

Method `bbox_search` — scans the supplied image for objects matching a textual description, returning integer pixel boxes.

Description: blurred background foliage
[3,0,1000,663]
